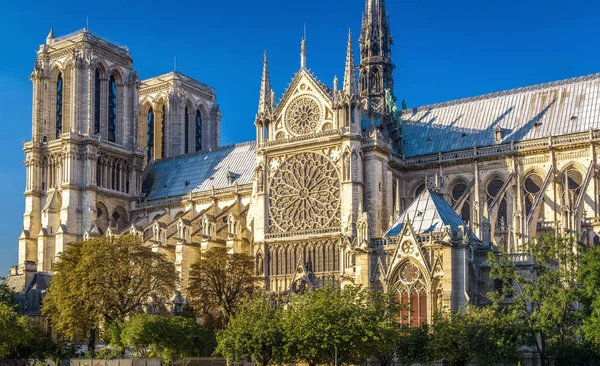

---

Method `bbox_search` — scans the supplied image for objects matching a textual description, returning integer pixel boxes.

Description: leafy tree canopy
[42,235,179,348]
[215,292,286,366]
[187,246,256,328]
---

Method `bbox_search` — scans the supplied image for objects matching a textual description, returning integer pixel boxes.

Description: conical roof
[383,188,475,238]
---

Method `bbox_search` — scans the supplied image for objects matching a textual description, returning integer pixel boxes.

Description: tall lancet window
[195,109,202,152]
[184,106,189,154]
[94,69,101,134]
[146,108,154,161]
[108,75,117,142]
[161,105,166,158]
[56,72,63,138]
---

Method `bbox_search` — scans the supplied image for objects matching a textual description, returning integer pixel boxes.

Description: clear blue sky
[1,0,600,275]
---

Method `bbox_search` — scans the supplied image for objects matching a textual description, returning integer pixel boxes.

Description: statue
[385,88,402,126]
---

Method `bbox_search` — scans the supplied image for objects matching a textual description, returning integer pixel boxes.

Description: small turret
[46,27,55,44]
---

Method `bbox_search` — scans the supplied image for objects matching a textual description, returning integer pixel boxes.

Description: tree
[42,235,179,350]
[488,234,585,364]
[187,246,256,328]
[578,243,600,347]
[283,284,370,366]
[429,307,522,366]
[0,302,48,359]
[0,277,17,309]
[114,313,213,363]
[215,293,286,366]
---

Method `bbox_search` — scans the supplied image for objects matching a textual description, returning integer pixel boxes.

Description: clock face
[400,262,420,283]
[285,95,322,136]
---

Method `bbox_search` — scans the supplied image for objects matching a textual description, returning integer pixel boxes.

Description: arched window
[94,69,101,134]
[452,181,471,224]
[161,105,166,158]
[487,178,507,229]
[184,106,189,154]
[195,109,202,152]
[56,72,63,138]
[146,108,154,161]
[524,173,544,216]
[396,262,428,326]
[108,75,117,142]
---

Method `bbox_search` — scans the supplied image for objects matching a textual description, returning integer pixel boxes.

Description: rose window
[400,262,420,283]
[285,96,322,136]
[269,152,341,232]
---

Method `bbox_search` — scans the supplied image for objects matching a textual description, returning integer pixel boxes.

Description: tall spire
[359,0,394,116]
[257,51,272,114]
[343,29,357,95]
[300,37,307,69]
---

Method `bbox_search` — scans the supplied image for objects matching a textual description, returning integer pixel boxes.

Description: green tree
[42,235,179,350]
[283,284,370,366]
[115,313,212,363]
[488,234,585,364]
[395,323,432,366]
[429,307,521,366]
[578,243,600,347]
[187,246,256,328]
[0,302,47,359]
[0,277,18,309]
[215,293,286,366]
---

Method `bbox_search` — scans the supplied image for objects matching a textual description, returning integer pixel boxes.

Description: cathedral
[8,0,600,325]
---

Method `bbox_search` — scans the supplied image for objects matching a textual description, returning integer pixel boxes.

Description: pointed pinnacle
[258,51,272,114]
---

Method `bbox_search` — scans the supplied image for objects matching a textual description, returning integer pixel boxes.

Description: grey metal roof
[142,142,256,201]
[383,188,475,239]
[401,72,600,157]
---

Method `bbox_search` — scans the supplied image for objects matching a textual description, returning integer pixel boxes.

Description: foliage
[187,246,256,328]
[215,292,286,366]
[578,243,600,347]
[0,277,18,309]
[429,306,522,366]
[0,302,57,359]
[113,312,215,363]
[395,323,432,366]
[42,235,179,348]
[487,234,585,363]
[283,284,371,366]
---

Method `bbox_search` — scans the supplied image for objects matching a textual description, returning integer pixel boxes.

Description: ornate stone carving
[269,152,340,233]
[285,95,322,136]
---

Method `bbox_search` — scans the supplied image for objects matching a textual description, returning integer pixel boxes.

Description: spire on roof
[46,27,55,43]
[343,29,357,95]
[257,51,272,114]
[300,37,307,69]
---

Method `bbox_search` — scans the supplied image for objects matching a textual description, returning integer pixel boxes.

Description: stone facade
[9,0,599,322]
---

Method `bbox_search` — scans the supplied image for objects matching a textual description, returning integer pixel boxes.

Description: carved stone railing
[264,227,341,240]
[507,253,534,264]
[582,217,600,227]
[404,129,600,167]
[260,129,340,148]
[536,221,557,231]
[370,237,399,247]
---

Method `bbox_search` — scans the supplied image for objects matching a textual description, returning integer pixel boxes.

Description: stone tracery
[269,152,341,233]
[285,95,322,136]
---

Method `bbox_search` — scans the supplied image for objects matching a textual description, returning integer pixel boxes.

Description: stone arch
[485,174,508,231]
[96,202,109,234]
[449,178,471,224]
[111,206,129,232]
[412,181,426,198]
[390,259,429,326]
[522,170,546,218]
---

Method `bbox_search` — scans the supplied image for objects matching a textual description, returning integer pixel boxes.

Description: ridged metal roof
[383,188,475,239]
[402,72,600,157]
[142,142,256,201]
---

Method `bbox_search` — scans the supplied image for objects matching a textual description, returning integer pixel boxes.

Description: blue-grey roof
[142,142,256,201]
[402,72,600,157]
[383,188,474,238]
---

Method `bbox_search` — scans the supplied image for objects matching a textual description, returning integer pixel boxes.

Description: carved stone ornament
[285,95,322,136]
[269,152,341,232]
[400,262,420,284]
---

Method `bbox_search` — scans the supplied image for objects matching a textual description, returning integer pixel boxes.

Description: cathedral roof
[383,187,475,239]
[142,141,256,201]
[402,72,600,157]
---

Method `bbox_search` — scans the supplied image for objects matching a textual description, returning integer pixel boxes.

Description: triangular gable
[275,68,334,116]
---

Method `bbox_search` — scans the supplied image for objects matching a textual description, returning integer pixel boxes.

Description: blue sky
[2,0,600,275]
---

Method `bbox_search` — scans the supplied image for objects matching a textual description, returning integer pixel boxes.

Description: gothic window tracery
[108,75,117,142]
[524,173,544,217]
[94,69,101,135]
[395,262,428,326]
[56,72,63,138]
[146,108,154,161]
[268,152,341,233]
[451,181,471,224]
[184,106,189,154]
[487,178,507,230]
[195,109,202,152]
[285,95,322,136]
[562,167,583,210]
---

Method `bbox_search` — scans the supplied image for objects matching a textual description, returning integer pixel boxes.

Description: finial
[343,28,357,95]
[301,37,307,69]
[333,76,338,92]
[46,27,55,43]
[257,51,272,115]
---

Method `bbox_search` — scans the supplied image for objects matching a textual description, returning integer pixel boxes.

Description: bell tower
[358,0,394,118]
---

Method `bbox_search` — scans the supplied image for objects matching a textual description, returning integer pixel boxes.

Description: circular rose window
[285,95,322,136]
